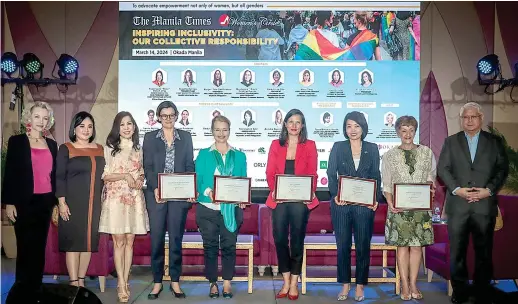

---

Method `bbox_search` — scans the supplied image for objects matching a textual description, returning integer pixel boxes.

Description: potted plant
[488,126,518,195]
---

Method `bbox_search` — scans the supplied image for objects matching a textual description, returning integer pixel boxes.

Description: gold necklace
[27,133,43,142]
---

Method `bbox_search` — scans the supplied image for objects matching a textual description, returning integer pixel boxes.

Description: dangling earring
[26,123,32,134]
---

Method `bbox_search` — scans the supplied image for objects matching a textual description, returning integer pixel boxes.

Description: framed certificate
[158,173,197,201]
[393,183,432,210]
[213,176,252,204]
[274,174,314,202]
[337,176,377,206]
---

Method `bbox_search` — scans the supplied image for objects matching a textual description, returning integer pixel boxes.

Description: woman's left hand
[134,177,144,190]
[187,193,198,204]
[303,192,317,205]
[430,183,436,201]
[367,202,379,211]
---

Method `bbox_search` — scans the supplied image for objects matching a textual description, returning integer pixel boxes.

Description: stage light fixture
[1,52,19,76]
[476,54,518,101]
[477,54,499,75]
[21,53,43,78]
[56,54,79,79]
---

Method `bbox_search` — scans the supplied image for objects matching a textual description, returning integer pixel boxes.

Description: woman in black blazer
[326,111,382,302]
[142,101,196,300]
[2,102,58,303]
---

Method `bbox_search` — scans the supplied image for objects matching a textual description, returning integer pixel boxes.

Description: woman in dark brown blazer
[2,102,58,303]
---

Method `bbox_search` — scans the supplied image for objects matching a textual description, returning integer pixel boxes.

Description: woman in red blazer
[265,109,319,300]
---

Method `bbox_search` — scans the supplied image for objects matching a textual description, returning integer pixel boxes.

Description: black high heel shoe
[147,285,163,300]
[209,282,219,299]
[170,284,186,298]
[223,290,233,299]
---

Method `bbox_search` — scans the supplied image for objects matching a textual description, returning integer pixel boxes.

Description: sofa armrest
[86,234,115,276]
[433,223,448,244]
[258,205,273,266]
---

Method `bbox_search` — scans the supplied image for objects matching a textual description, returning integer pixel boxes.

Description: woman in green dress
[382,116,436,300]
[195,115,248,299]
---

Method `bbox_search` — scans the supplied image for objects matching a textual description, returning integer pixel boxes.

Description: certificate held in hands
[337,176,377,206]
[274,174,314,202]
[213,176,252,204]
[393,183,432,211]
[158,173,197,201]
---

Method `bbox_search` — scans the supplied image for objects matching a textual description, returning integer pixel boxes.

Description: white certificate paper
[214,176,251,204]
[158,173,196,201]
[394,183,432,210]
[275,174,313,202]
[338,176,376,206]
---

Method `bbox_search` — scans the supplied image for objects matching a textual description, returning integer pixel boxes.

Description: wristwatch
[486,188,493,196]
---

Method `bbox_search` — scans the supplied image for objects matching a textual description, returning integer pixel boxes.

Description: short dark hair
[316,11,332,27]
[294,13,302,25]
[147,109,154,116]
[323,112,331,123]
[395,115,418,131]
[69,111,96,143]
[279,109,308,146]
[243,110,253,120]
[156,101,178,123]
[343,111,368,140]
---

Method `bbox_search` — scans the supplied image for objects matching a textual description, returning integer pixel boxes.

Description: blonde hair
[21,101,55,131]
[211,115,231,131]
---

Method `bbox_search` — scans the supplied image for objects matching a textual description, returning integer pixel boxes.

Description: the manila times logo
[258,147,266,154]
[219,14,230,26]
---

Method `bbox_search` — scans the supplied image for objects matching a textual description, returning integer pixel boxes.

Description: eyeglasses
[160,114,176,120]
[461,115,481,121]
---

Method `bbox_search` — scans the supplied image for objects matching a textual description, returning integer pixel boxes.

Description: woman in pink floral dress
[99,111,149,302]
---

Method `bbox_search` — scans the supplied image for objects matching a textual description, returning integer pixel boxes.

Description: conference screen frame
[118,1,421,190]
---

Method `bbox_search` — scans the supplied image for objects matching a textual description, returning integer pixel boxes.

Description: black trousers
[448,212,496,300]
[196,205,243,282]
[331,203,374,285]
[272,203,309,275]
[8,193,54,304]
[145,192,191,283]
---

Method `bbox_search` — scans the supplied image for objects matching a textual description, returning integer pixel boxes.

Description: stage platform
[2,257,517,303]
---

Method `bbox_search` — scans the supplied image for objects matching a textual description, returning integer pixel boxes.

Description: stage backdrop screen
[118,1,421,189]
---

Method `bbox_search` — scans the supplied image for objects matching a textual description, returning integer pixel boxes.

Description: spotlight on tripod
[1,52,79,113]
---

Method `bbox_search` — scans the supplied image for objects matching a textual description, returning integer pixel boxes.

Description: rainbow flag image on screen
[294,29,378,60]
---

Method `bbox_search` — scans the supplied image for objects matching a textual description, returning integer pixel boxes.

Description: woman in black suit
[142,101,196,300]
[2,102,58,303]
[326,111,382,302]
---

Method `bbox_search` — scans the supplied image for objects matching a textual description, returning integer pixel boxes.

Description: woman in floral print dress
[99,111,149,302]
[382,116,436,301]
